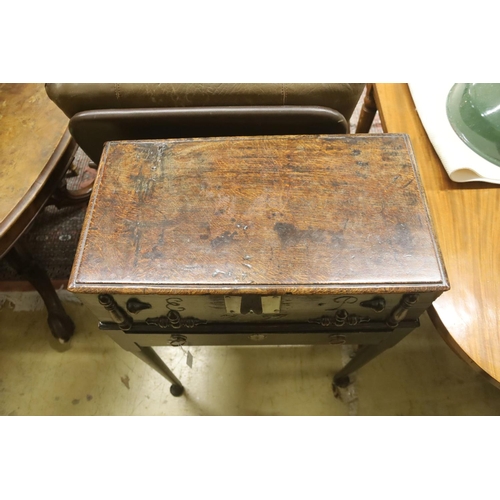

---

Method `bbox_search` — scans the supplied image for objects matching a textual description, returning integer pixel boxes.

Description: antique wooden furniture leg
[355,84,378,133]
[5,243,75,343]
[97,294,184,396]
[132,346,184,396]
[105,331,185,397]
[333,328,414,388]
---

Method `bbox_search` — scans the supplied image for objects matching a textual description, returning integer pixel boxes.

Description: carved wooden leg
[333,328,413,387]
[131,346,185,397]
[355,83,378,133]
[5,243,75,343]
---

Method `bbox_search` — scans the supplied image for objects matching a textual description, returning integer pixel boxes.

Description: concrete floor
[1,294,500,416]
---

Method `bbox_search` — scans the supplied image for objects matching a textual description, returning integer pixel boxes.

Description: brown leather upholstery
[45,83,365,163]
[45,83,364,121]
[69,106,349,164]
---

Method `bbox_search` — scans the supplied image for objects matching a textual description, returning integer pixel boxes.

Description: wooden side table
[0,84,91,342]
[69,134,449,395]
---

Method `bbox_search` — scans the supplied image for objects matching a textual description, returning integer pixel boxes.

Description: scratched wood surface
[374,84,500,387]
[70,134,448,295]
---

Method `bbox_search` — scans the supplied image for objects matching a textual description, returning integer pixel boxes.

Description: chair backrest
[69,105,349,163]
[46,83,365,163]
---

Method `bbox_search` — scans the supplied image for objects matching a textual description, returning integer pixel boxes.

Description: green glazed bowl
[446,83,500,167]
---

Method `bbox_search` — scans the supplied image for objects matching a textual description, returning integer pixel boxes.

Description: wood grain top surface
[70,134,448,294]
[374,84,500,385]
[0,83,68,233]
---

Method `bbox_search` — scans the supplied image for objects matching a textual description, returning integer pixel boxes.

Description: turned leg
[131,346,185,397]
[99,298,184,396]
[333,329,412,387]
[355,83,378,133]
[5,243,75,343]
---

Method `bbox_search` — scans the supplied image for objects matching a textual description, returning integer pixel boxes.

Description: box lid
[69,134,448,295]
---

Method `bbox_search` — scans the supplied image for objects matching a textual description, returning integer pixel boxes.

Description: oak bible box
[69,134,449,396]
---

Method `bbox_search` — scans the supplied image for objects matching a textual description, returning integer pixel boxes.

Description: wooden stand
[69,134,449,394]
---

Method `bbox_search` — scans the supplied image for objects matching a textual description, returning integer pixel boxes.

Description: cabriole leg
[5,243,75,343]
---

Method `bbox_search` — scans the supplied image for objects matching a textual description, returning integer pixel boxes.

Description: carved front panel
[80,291,437,333]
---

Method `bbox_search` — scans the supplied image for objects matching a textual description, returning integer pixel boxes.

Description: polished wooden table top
[0,83,72,256]
[374,83,500,386]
